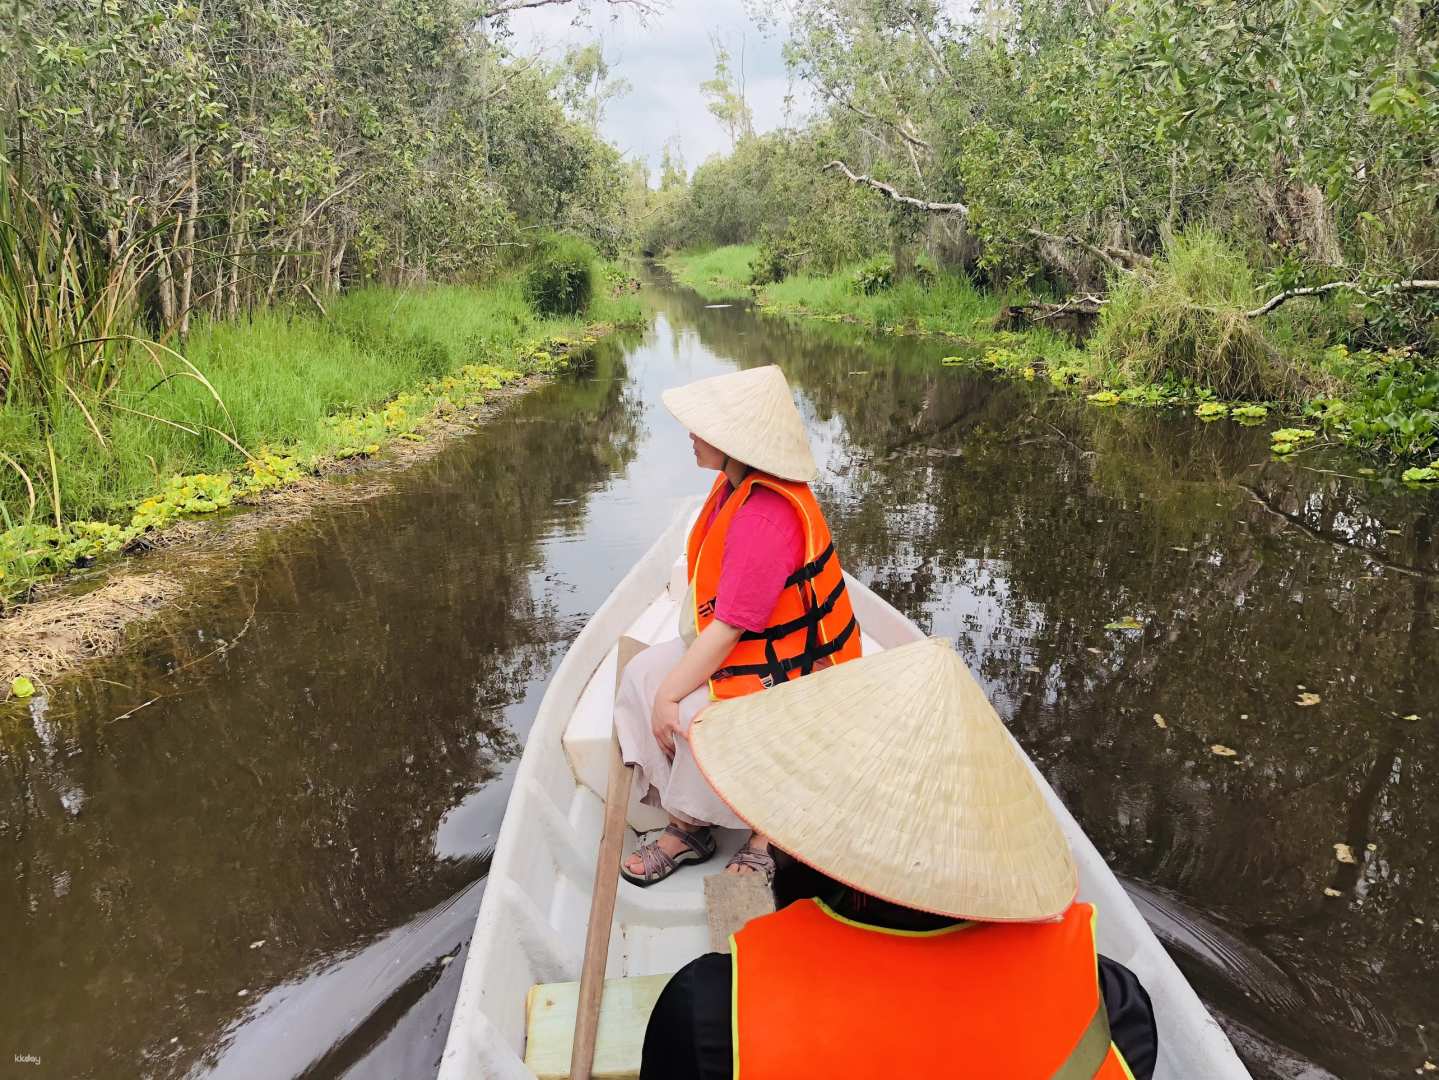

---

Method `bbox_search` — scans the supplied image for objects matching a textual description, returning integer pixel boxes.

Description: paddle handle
[570,727,635,1079]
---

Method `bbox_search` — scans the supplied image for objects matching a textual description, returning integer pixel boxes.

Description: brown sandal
[620,824,716,887]
[725,841,776,883]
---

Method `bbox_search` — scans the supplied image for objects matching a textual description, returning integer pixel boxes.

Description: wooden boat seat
[524,973,670,1080]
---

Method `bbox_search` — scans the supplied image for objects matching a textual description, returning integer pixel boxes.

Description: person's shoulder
[739,483,803,527]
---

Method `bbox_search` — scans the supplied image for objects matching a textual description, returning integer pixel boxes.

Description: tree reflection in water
[2,279,1435,1080]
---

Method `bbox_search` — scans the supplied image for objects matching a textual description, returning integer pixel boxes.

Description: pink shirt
[705,484,805,633]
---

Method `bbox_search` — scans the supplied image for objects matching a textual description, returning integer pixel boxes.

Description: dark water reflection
[3,272,1436,1079]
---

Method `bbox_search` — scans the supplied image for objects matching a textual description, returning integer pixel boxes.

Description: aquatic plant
[1087,390,1121,407]
[1340,357,1439,459]
[1231,404,1269,423]
[1195,402,1229,421]
[1270,427,1318,456]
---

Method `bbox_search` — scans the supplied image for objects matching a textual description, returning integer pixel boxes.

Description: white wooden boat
[438,501,1253,1079]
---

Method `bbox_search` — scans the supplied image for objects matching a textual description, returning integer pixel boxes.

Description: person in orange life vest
[640,637,1159,1080]
[614,365,862,887]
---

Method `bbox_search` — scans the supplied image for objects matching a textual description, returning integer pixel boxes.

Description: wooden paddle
[570,636,647,1080]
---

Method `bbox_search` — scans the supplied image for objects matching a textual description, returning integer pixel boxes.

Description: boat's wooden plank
[525,973,672,1080]
[703,872,775,953]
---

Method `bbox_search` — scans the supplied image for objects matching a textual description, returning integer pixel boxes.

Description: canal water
[2,271,1435,1079]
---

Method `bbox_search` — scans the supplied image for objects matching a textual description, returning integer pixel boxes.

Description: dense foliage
[653,0,1437,328]
[650,0,1438,453]
[0,0,643,540]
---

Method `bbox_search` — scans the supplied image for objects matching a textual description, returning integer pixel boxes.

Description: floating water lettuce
[1105,617,1144,631]
[1270,426,1317,456]
[1195,402,1228,421]
[1087,390,1120,407]
[10,676,35,699]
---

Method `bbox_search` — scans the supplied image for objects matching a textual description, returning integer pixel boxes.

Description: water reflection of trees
[0,348,644,1079]
[670,285,1438,1079]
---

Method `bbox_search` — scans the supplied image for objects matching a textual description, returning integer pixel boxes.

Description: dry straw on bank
[1,573,183,684]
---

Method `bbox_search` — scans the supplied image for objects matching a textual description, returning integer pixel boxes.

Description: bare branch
[1246,279,1439,318]
[479,0,661,17]
[824,160,1152,272]
[822,160,967,214]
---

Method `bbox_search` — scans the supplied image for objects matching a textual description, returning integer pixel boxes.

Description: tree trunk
[153,229,176,328]
[178,148,199,339]
[330,235,348,293]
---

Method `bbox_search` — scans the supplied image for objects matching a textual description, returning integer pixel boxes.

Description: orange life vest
[730,899,1134,1080]
[686,472,861,700]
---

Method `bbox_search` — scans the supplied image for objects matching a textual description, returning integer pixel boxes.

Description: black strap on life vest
[783,542,834,589]
[712,616,858,683]
[737,577,847,643]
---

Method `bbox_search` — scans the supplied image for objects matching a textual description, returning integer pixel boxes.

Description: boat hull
[438,503,1250,1079]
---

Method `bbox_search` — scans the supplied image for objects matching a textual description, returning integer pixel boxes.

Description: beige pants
[613,636,748,830]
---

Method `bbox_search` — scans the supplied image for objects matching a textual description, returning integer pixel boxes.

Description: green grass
[0,273,643,603]
[763,268,998,336]
[662,245,759,300]
[690,248,1083,366]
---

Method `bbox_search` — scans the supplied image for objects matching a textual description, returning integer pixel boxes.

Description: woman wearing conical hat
[616,364,863,886]
[639,638,1160,1079]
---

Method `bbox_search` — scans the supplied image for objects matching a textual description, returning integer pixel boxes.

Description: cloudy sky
[509,0,808,182]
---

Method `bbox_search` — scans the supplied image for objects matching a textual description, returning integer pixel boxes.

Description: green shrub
[524,234,597,316]
[1091,230,1305,401]
[851,256,895,295]
[750,228,799,287]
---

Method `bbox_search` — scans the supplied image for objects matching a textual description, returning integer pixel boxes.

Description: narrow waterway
[3,270,1435,1079]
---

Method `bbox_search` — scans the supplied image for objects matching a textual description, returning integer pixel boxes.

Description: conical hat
[688,637,1077,921]
[661,365,817,482]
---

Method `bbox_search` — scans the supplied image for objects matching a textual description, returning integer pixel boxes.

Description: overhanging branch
[1246,279,1439,318]
[823,159,1151,273]
[822,160,968,214]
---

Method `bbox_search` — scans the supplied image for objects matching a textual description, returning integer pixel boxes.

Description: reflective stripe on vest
[685,472,862,700]
[730,899,1135,1080]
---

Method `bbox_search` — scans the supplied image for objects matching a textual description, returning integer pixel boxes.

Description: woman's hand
[652,692,684,759]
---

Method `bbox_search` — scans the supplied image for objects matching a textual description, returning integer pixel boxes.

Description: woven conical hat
[661,365,817,482]
[689,637,1077,921]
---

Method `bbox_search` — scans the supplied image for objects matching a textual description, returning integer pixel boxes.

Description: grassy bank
[663,243,1439,484]
[0,275,644,608]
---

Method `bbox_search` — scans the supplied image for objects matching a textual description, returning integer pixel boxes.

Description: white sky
[507,0,807,182]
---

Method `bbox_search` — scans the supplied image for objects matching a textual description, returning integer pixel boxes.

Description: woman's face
[690,433,727,470]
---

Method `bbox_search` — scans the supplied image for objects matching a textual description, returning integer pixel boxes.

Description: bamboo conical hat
[661,365,817,482]
[689,637,1077,921]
